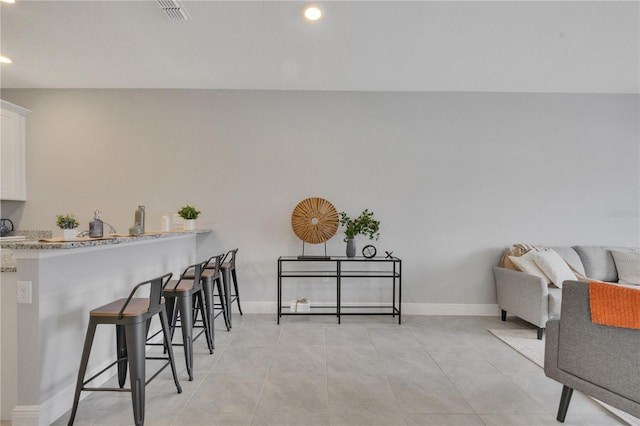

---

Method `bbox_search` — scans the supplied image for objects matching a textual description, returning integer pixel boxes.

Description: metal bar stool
[184,253,227,345]
[68,273,181,426]
[204,253,231,331]
[221,248,242,329]
[162,260,212,381]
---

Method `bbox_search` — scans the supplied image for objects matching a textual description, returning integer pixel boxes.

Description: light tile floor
[43,314,625,426]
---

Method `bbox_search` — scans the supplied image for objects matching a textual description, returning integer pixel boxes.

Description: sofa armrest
[555,281,640,401]
[544,281,640,417]
[543,318,560,376]
[493,266,549,328]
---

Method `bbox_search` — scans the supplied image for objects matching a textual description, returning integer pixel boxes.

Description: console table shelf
[277,256,402,324]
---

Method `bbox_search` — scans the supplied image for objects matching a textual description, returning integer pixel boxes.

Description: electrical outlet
[17,281,32,304]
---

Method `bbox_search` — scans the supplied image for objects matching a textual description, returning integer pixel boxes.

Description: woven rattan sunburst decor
[291,197,339,244]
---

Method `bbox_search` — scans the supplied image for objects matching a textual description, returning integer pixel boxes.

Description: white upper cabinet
[1,100,30,201]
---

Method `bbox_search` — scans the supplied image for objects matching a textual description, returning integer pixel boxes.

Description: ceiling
[1,1,638,93]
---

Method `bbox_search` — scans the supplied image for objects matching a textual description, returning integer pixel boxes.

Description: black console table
[277,256,402,324]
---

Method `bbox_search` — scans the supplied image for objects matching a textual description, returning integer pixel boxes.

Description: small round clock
[362,245,377,259]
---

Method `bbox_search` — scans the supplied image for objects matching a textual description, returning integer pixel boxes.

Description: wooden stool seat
[202,269,219,279]
[165,279,196,293]
[90,298,165,317]
[184,269,218,279]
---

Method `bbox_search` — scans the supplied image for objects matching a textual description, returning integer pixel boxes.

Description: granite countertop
[1,229,210,250]
[1,230,53,272]
[1,229,210,272]
[1,250,16,272]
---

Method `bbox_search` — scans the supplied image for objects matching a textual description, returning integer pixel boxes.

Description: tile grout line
[246,320,285,424]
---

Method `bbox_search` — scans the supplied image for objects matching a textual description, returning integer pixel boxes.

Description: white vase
[62,228,77,241]
[183,219,196,231]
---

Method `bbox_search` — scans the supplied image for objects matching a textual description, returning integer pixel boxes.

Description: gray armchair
[494,265,560,339]
[544,281,640,422]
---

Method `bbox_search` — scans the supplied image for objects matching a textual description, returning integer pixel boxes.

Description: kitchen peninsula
[2,230,212,426]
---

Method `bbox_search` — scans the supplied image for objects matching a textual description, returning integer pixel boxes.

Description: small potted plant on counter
[339,209,380,257]
[178,205,201,231]
[56,213,80,241]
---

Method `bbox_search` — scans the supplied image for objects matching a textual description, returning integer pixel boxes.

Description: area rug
[489,328,640,426]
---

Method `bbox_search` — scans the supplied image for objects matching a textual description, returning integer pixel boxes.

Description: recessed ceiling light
[0,56,12,64]
[304,5,322,21]
[0,0,16,4]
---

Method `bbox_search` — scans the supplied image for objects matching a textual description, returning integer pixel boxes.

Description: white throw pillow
[509,250,551,285]
[610,249,640,285]
[531,249,576,288]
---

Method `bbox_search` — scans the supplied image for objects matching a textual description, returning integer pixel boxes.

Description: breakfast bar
[2,230,212,425]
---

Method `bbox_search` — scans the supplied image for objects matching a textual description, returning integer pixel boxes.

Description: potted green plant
[339,209,380,257]
[178,205,201,231]
[56,213,80,241]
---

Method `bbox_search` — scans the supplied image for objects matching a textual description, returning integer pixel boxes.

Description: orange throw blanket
[589,281,640,330]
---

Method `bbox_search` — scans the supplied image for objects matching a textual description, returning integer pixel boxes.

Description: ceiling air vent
[157,0,191,21]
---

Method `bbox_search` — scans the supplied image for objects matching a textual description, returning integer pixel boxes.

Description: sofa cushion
[610,249,640,285]
[509,250,551,285]
[531,249,577,288]
[499,244,538,270]
[573,246,618,282]
[549,247,585,276]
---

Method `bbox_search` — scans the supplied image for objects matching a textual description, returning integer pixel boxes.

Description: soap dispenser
[135,205,145,234]
[89,210,104,238]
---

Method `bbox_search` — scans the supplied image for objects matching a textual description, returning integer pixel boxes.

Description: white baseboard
[232,302,500,316]
[401,303,500,316]
[10,405,39,426]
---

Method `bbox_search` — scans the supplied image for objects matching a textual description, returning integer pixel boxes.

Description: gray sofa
[544,280,640,422]
[493,246,622,339]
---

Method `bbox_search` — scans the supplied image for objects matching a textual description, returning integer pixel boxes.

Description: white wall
[1,89,638,311]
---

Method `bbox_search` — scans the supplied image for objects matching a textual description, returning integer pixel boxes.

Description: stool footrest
[84,387,131,393]
[82,358,123,387]
[148,328,207,347]
[81,358,178,392]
